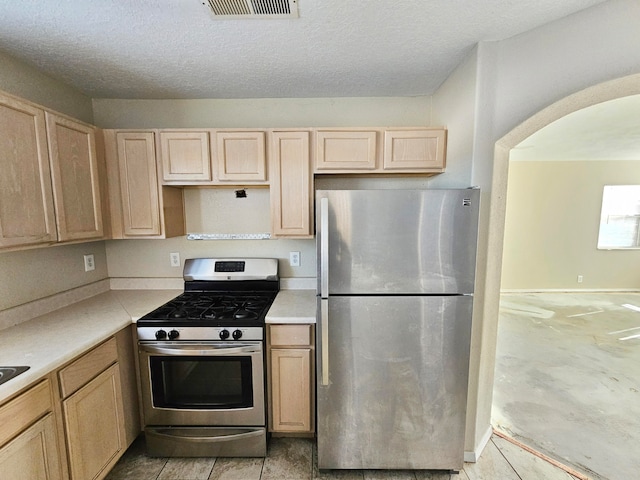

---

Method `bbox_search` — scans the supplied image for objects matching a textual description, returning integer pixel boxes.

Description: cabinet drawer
[270,325,312,346]
[0,380,52,447]
[58,337,117,398]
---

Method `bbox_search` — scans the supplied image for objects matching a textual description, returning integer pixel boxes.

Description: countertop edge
[0,287,316,403]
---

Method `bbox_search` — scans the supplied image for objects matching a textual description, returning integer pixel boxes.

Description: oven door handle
[147,427,263,443]
[140,344,261,356]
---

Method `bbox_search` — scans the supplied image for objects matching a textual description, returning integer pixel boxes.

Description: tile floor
[106,434,581,480]
[493,292,640,480]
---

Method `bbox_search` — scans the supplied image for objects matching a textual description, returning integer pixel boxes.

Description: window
[597,185,640,249]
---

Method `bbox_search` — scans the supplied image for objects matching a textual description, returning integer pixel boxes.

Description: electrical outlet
[170,252,181,267]
[83,254,95,272]
[289,251,300,267]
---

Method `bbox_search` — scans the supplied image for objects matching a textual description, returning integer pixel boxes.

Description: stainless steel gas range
[137,258,279,457]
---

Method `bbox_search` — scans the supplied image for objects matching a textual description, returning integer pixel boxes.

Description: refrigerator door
[316,189,480,295]
[316,295,473,470]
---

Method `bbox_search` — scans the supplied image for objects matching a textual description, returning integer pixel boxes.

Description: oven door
[138,341,265,427]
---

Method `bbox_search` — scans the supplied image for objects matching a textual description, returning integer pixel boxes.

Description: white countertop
[266,289,317,324]
[0,288,316,403]
[0,289,180,402]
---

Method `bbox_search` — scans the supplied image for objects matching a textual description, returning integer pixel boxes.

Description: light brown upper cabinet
[383,128,446,172]
[45,112,104,242]
[314,130,378,172]
[0,92,58,249]
[269,131,312,238]
[159,130,211,183]
[104,130,185,239]
[314,127,446,174]
[214,131,267,183]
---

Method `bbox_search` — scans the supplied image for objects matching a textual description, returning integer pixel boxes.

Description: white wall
[453,0,640,458]
[492,0,640,140]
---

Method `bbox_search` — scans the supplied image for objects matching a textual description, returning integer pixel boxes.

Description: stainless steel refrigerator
[316,188,480,471]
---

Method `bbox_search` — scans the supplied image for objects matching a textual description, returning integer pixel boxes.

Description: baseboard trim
[464,424,493,463]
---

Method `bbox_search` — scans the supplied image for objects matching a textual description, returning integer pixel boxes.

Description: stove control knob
[219,329,230,340]
[155,329,167,340]
[232,329,243,340]
[168,329,179,340]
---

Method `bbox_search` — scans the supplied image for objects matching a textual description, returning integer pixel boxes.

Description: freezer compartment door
[316,295,473,470]
[316,189,480,295]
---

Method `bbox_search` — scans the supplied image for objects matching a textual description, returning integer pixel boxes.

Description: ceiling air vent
[204,0,298,18]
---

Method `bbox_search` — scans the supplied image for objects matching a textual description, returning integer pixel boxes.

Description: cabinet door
[270,131,312,238]
[63,364,125,480]
[45,112,104,241]
[383,128,446,171]
[0,93,57,248]
[315,130,377,171]
[0,413,62,480]
[215,131,266,182]
[160,131,211,182]
[115,132,162,236]
[270,348,312,432]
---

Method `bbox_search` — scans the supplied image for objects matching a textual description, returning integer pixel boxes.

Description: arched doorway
[483,74,640,477]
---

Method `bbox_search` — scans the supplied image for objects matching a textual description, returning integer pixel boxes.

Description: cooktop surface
[137,291,277,328]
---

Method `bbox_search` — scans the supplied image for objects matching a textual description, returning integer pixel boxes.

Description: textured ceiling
[0,0,606,99]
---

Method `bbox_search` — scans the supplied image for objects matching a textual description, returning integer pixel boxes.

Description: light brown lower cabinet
[268,324,315,434]
[62,364,125,480]
[57,334,130,480]
[0,380,63,480]
[0,327,139,480]
[0,413,62,480]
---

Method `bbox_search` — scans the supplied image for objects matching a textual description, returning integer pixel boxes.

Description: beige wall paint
[502,160,640,290]
[0,242,108,311]
[106,187,316,280]
[432,47,478,188]
[0,50,93,123]
[0,51,107,311]
[92,96,431,129]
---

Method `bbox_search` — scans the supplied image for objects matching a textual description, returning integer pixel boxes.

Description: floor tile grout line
[493,428,591,480]
[490,437,524,480]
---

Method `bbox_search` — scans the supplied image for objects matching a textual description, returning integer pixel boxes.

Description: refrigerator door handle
[320,298,329,385]
[320,197,329,299]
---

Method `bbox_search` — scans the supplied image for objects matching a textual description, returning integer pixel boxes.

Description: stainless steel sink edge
[0,366,30,386]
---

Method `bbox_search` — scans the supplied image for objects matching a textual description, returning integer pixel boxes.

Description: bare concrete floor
[493,292,640,480]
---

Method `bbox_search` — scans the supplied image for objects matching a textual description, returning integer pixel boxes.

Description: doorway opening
[488,76,640,480]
